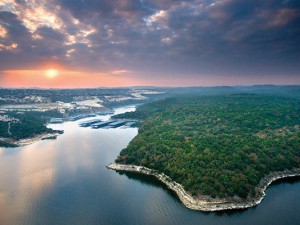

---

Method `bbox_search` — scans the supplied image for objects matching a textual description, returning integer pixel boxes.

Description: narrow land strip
[107,163,300,212]
[0,132,61,147]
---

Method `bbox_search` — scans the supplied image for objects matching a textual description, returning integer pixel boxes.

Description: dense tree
[115,94,300,198]
[0,110,60,143]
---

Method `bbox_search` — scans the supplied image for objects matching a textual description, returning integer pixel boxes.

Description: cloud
[111,70,131,75]
[0,0,299,81]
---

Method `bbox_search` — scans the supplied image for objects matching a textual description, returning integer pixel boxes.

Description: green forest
[0,110,60,145]
[115,94,300,198]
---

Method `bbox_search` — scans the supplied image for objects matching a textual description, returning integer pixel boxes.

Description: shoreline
[0,132,62,147]
[107,163,300,212]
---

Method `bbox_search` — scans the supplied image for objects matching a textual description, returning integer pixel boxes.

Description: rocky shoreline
[107,163,300,212]
[0,132,62,147]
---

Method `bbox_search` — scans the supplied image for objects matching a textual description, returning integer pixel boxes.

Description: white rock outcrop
[107,163,300,212]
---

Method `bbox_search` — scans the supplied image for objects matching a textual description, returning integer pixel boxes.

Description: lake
[0,105,300,225]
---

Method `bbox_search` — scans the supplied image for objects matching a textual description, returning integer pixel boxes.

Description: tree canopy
[116,94,300,198]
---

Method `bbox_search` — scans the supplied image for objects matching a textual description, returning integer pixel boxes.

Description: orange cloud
[0,70,133,88]
[111,69,130,75]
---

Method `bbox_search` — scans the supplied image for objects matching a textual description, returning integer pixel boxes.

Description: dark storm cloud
[0,11,31,45]
[0,15,65,69]
[0,11,33,69]
[57,0,152,23]
[144,0,300,76]
[0,0,299,77]
[166,1,300,54]
[35,26,65,43]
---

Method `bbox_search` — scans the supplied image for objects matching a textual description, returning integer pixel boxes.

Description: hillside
[115,94,300,198]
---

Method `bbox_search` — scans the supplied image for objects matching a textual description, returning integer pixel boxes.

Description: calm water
[0,105,300,225]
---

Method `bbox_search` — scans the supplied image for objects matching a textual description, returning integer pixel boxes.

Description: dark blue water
[0,105,300,225]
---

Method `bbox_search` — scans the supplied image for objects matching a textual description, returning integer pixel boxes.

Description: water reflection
[0,141,58,224]
[0,105,300,225]
[118,171,181,200]
[0,106,137,225]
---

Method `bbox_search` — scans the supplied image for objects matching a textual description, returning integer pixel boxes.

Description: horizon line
[0,84,300,90]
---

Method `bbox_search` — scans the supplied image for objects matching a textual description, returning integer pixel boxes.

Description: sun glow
[45,69,59,78]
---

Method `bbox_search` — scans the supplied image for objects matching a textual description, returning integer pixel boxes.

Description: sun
[45,69,59,79]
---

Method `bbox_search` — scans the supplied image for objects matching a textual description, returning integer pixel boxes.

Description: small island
[108,94,300,211]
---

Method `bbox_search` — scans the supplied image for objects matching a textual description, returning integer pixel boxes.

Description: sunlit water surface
[0,105,300,225]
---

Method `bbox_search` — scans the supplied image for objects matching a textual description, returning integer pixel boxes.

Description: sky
[0,0,299,88]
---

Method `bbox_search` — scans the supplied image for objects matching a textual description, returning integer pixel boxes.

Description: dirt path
[7,122,12,136]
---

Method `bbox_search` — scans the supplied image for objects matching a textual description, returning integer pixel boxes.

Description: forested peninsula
[109,94,300,211]
[0,111,62,147]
